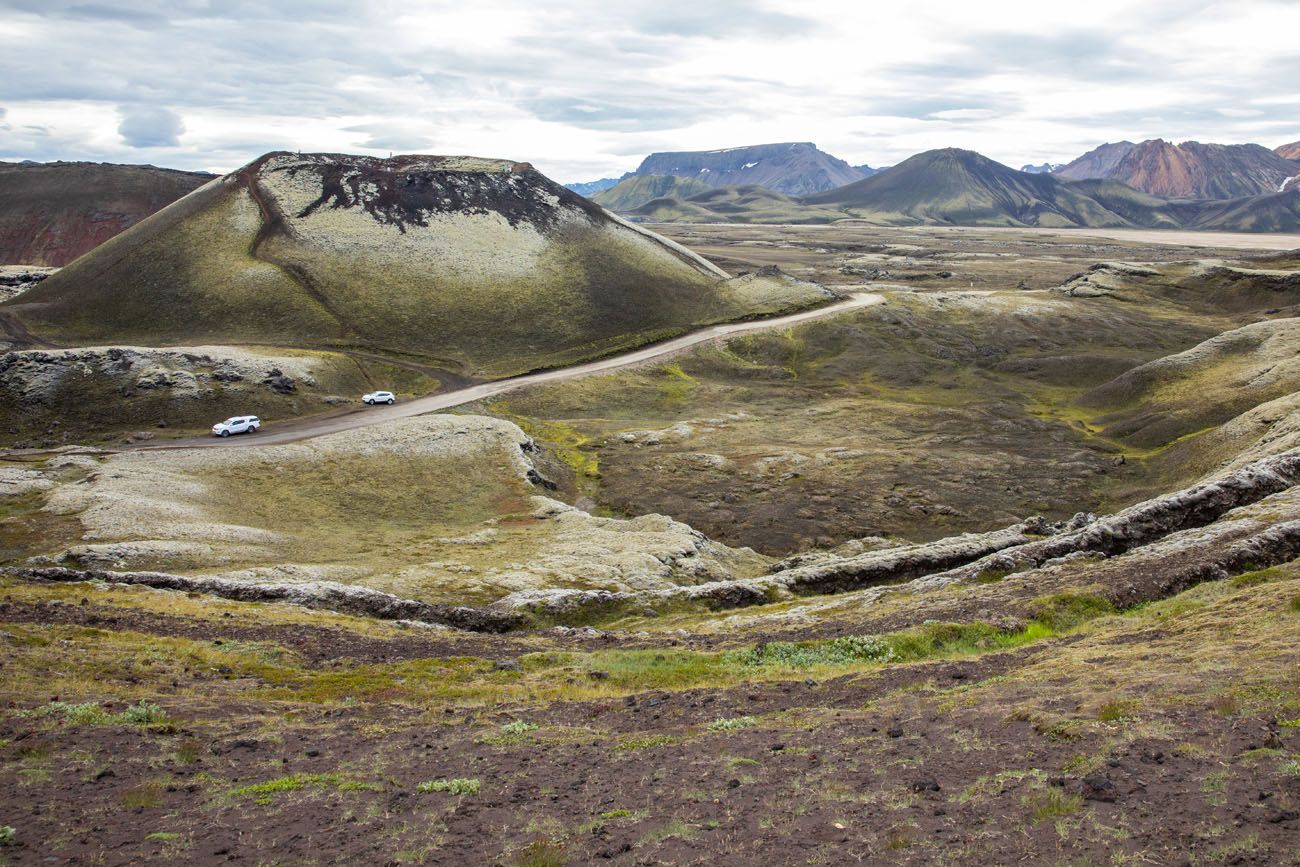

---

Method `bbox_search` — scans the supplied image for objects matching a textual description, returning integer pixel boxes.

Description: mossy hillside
[1078,318,1300,450]
[591,175,712,212]
[259,213,738,378]
[10,182,332,347]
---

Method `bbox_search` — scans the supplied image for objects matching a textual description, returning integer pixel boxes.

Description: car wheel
[249,425,258,433]
[220,430,230,437]
[387,398,395,404]
[365,399,373,405]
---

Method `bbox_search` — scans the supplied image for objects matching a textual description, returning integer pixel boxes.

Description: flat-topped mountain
[1055,139,1298,199]
[5,152,832,378]
[633,142,870,196]
[0,161,213,266]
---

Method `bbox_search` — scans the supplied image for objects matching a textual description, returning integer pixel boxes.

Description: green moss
[496,413,600,480]
[655,363,699,409]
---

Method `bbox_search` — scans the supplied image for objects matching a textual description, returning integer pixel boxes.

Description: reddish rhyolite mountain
[1054,139,1298,199]
[0,161,214,266]
[632,143,872,197]
[1276,141,1300,161]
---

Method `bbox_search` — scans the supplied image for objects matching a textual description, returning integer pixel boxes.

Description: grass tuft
[417,778,480,795]
[1030,593,1115,631]
[1024,788,1082,822]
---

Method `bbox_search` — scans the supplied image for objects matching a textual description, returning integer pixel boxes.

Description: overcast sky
[2,0,1299,182]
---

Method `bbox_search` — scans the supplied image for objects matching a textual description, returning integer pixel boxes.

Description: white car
[212,415,260,437]
[363,391,396,405]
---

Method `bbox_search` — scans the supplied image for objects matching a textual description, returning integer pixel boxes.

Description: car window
[223,418,238,425]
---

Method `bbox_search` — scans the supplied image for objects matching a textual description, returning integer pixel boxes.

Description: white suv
[362,391,396,405]
[212,415,260,437]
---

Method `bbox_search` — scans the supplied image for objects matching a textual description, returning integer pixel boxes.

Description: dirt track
[129,292,885,451]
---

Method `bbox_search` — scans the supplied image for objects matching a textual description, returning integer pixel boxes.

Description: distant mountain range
[620,148,1300,232]
[1020,163,1064,174]
[0,161,214,266]
[562,177,622,197]
[1053,139,1298,199]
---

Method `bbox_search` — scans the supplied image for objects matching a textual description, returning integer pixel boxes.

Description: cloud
[343,121,435,152]
[117,105,184,147]
[929,109,1000,122]
[0,1,1298,179]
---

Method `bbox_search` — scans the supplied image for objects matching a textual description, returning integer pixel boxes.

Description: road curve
[125,292,886,451]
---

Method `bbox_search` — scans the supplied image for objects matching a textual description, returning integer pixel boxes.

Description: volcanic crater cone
[6,152,829,378]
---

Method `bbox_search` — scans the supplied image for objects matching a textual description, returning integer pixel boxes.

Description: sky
[1,0,1299,183]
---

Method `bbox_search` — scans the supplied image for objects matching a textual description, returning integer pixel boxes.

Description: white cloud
[118,105,185,147]
[0,0,1298,180]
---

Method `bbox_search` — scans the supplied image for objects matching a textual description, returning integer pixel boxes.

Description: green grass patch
[1030,593,1115,631]
[1023,788,1082,822]
[737,635,895,667]
[417,778,480,795]
[1231,567,1287,588]
[1096,698,1138,722]
[229,773,343,799]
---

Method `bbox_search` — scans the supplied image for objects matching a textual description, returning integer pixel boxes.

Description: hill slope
[1275,140,1300,161]
[591,174,712,211]
[627,184,848,224]
[4,152,832,378]
[1053,142,1136,180]
[1056,139,1298,199]
[633,143,868,196]
[804,148,1164,228]
[0,161,213,266]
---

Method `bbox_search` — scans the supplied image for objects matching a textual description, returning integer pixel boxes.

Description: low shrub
[707,716,757,732]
